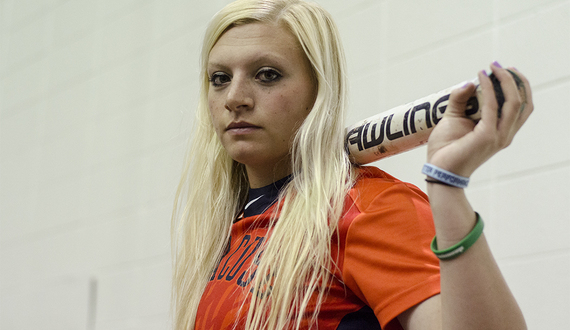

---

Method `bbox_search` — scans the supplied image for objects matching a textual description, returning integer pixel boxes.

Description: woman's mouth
[225,121,261,134]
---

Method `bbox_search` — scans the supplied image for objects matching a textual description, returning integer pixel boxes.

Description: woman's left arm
[398,63,533,330]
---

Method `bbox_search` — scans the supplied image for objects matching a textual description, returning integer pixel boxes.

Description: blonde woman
[172,0,533,329]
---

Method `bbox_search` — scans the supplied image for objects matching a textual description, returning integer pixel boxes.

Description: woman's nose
[225,76,254,112]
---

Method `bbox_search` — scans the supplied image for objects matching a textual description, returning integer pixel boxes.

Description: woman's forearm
[428,183,527,330]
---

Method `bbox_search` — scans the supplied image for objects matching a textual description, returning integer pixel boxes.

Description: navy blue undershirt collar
[243,175,292,218]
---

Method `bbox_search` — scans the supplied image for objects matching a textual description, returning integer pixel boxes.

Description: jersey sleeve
[341,172,441,330]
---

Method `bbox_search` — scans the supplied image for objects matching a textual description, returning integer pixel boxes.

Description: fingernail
[492,61,502,68]
[481,70,488,76]
[461,82,471,89]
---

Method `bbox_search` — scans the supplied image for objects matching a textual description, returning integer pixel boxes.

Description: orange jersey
[195,166,440,329]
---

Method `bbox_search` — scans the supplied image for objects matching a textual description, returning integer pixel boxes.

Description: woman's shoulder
[348,165,429,213]
[354,165,398,182]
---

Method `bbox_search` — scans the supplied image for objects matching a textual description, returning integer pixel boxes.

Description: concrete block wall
[1,0,568,329]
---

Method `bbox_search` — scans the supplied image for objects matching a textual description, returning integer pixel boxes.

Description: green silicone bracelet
[431,212,484,260]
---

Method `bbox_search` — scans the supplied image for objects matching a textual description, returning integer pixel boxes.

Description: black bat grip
[489,69,525,118]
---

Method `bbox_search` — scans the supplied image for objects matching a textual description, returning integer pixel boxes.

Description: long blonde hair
[172,1,355,328]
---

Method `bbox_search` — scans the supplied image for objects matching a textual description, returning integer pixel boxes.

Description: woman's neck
[245,159,292,188]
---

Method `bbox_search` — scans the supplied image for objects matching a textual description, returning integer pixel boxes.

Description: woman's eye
[209,73,231,87]
[256,69,282,83]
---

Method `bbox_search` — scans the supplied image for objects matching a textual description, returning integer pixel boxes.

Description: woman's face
[207,22,316,187]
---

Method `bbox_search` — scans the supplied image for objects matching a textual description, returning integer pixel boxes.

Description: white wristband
[422,163,469,188]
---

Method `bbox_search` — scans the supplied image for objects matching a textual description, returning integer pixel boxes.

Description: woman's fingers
[477,69,499,130]
[445,82,477,118]
[478,63,533,151]
[507,67,534,133]
[490,64,523,146]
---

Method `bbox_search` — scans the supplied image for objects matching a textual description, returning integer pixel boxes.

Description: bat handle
[473,69,526,119]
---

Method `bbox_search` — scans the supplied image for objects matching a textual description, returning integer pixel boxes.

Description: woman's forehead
[208,23,302,64]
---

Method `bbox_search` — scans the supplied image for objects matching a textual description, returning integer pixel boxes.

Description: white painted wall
[1,0,568,329]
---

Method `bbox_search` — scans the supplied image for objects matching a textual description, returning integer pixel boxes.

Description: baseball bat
[345,71,523,165]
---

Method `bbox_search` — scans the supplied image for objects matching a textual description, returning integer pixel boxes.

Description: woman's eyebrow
[208,52,289,71]
[206,62,230,72]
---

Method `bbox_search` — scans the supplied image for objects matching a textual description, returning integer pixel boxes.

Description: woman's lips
[225,121,261,134]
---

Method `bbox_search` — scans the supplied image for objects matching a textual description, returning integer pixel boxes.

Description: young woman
[171,0,533,329]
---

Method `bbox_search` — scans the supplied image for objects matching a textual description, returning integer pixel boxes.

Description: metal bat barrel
[345,75,504,165]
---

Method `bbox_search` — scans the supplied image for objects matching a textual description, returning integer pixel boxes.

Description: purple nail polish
[493,61,502,68]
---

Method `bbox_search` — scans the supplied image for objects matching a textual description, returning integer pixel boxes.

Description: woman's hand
[426,63,533,178]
